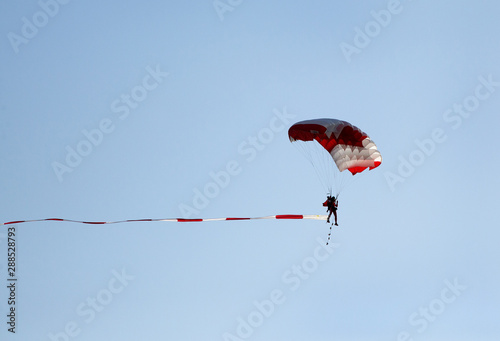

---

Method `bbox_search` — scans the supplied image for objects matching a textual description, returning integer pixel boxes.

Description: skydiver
[323,195,338,225]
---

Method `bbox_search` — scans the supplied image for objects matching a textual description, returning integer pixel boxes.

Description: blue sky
[1,0,499,340]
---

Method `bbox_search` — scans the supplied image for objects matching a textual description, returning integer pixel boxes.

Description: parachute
[288,118,382,196]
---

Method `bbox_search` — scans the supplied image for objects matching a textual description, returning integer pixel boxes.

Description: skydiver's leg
[327,211,332,223]
[333,210,338,225]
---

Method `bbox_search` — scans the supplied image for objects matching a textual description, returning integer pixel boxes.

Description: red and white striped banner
[2,215,328,226]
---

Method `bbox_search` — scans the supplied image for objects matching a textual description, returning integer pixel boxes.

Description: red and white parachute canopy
[288,118,382,196]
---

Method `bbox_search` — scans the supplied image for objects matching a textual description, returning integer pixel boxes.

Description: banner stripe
[1,215,327,226]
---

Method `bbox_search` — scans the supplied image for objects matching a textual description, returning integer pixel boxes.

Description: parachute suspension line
[292,139,369,200]
[292,140,360,198]
[311,140,335,196]
[292,140,334,195]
